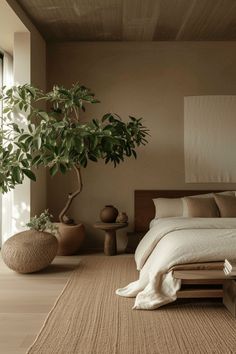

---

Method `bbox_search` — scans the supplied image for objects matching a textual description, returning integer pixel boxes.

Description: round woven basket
[2,230,58,274]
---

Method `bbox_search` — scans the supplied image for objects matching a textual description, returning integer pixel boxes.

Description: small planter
[55,223,85,256]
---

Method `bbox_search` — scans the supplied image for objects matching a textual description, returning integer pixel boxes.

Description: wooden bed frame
[134,190,233,299]
[134,189,226,232]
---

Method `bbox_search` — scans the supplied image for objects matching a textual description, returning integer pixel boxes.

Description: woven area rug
[27,255,236,354]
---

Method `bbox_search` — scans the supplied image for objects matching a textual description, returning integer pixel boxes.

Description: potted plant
[26,209,58,235]
[0,83,149,255]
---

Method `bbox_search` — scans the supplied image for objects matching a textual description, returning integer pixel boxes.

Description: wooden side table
[93,222,128,256]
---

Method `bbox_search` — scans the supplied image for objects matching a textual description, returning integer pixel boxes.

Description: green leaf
[26,86,36,97]
[80,156,87,168]
[132,149,137,158]
[38,111,49,120]
[49,164,58,176]
[21,159,29,168]
[28,124,34,133]
[25,136,33,146]
[102,113,113,122]
[89,154,97,162]
[55,121,65,128]
[8,143,13,153]
[32,155,41,165]
[12,167,22,183]
[92,119,99,128]
[91,99,100,104]
[22,169,36,181]
[12,123,21,133]
[36,136,42,149]
[59,163,67,174]
[18,133,30,142]
[3,107,11,113]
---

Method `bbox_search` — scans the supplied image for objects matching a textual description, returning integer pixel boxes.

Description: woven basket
[2,230,58,274]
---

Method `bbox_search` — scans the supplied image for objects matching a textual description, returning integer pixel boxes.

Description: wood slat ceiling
[16,0,236,41]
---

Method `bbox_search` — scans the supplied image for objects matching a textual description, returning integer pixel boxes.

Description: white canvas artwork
[184,95,236,183]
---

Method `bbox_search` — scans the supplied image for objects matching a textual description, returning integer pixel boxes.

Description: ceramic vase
[116,212,128,223]
[100,205,118,223]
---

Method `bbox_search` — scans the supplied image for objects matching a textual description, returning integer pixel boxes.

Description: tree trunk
[59,165,83,224]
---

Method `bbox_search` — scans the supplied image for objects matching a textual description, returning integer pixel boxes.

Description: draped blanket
[116,218,236,310]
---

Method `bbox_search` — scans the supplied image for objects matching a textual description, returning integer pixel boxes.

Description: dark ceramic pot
[100,205,118,223]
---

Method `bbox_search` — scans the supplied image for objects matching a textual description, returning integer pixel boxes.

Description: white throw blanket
[116,218,236,310]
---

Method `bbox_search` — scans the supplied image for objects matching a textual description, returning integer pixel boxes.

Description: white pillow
[153,198,183,218]
[153,192,235,218]
[182,191,234,217]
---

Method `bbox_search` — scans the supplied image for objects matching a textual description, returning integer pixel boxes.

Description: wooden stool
[2,230,58,273]
[93,222,128,256]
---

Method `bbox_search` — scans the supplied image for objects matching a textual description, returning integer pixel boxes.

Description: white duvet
[116,218,236,310]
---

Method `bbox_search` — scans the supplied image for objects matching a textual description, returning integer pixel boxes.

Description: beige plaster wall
[30,32,47,216]
[47,42,236,251]
[0,1,27,54]
[7,0,47,216]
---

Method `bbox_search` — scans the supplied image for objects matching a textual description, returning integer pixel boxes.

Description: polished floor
[0,254,80,354]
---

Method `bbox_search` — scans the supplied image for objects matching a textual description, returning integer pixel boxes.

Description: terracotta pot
[116,212,128,223]
[55,223,85,256]
[100,205,118,223]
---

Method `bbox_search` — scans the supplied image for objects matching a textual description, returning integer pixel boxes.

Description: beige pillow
[182,191,234,217]
[184,197,219,218]
[153,198,183,218]
[214,194,236,217]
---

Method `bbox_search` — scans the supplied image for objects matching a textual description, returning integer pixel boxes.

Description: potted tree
[0,83,149,255]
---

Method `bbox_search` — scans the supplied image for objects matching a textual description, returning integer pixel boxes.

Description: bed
[116,190,236,310]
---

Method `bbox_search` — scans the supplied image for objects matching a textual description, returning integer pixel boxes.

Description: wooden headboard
[134,190,227,232]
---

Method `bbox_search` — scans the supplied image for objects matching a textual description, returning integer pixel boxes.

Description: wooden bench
[174,269,227,298]
[223,279,236,317]
[170,262,229,298]
[173,268,236,316]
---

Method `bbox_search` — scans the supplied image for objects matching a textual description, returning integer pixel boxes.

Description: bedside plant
[26,210,58,236]
[0,83,149,255]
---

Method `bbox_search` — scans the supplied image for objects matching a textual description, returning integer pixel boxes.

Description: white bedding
[116,218,236,310]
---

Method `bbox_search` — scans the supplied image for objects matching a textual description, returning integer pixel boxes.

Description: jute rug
[27,255,236,354]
